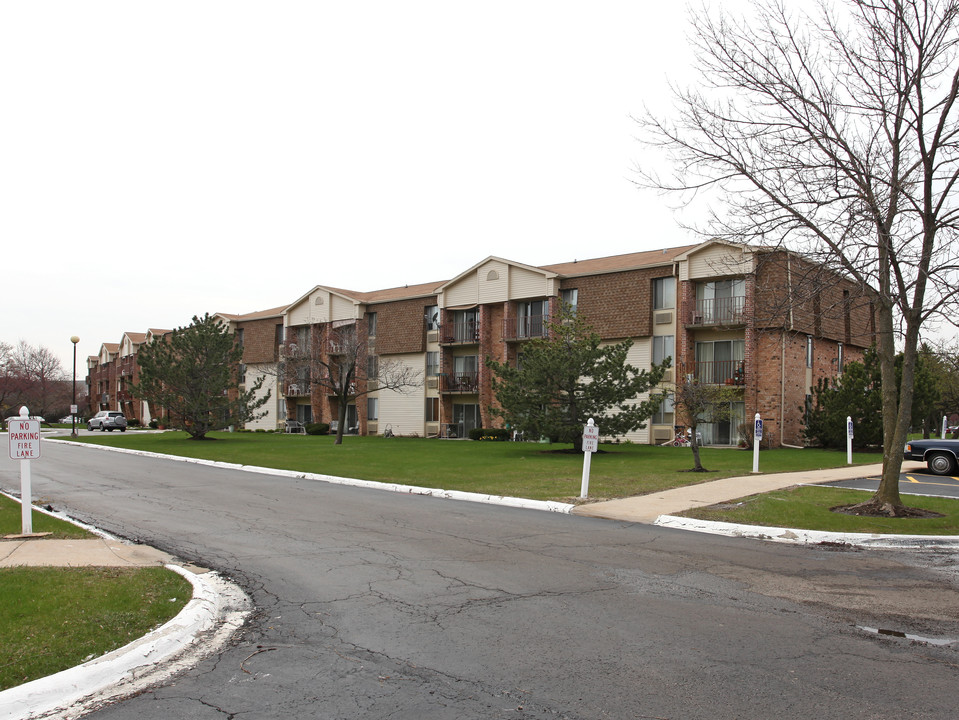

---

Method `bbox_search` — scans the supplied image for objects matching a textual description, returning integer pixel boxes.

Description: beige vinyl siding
[686,245,754,280]
[245,366,279,430]
[444,276,479,308]
[330,294,357,322]
[377,353,425,436]
[509,265,551,299]
[478,260,509,304]
[600,338,653,444]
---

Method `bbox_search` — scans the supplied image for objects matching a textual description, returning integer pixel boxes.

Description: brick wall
[562,268,673,339]
[375,297,436,355]
[239,317,283,364]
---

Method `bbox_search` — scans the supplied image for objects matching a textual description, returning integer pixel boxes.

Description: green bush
[468,427,510,441]
[306,422,330,436]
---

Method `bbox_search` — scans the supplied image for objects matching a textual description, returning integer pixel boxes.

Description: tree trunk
[334,401,347,445]
[874,299,905,509]
[689,428,706,471]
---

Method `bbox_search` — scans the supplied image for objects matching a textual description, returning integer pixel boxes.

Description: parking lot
[825,465,959,500]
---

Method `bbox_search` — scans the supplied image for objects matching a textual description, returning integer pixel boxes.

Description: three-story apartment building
[87,240,873,447]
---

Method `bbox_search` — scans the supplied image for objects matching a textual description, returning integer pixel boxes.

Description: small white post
[752,413,762,474]
[580,418,599,498]
[846,416,854,465]
[943,415,948,440]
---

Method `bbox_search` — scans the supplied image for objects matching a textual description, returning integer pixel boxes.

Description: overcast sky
[2,1,716,371]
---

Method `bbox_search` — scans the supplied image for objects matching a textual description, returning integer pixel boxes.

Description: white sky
[2,1,710,372]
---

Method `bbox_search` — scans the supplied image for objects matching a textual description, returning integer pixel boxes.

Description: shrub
[306,422,330,436]
[468,427,510,441]
[148,419,159,429]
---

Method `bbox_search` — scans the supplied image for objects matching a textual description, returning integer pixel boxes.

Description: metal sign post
[752,413,762,474]
[8,406,41,535]
[846,416,854,465]
[580,418,599,498]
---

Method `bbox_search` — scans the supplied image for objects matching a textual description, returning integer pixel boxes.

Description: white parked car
[88,411,127,432]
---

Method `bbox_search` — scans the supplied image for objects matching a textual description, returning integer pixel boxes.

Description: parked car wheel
[927,451,957,476]
[87,423,94,431]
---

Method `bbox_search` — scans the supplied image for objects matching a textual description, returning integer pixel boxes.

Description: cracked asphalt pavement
[5,442,959,719]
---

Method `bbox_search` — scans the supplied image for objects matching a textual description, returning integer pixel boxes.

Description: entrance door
[346,404,358,433]
[453,404,481,435]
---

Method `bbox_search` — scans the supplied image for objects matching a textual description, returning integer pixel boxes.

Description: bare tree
[1,341,68,420]
[285,323,421,445]
[669,379,741,472]
[639,0,959,515]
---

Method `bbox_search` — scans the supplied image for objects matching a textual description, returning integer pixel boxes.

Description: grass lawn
[0,566,190,690]
[67,431,884,502]
[0,493,94,539]
[678,486,959,534]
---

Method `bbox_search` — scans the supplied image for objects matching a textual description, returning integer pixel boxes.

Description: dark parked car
[88,411,128,432]
[903,438,959,475]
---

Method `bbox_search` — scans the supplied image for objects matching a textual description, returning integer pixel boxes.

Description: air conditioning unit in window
[654,311,673,325]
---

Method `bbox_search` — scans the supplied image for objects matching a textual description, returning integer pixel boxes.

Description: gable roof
[541,245,698,277]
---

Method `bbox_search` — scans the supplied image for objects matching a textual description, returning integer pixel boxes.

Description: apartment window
[806,336,814,368]
[425,397,439,422]
[652,335,674,366]
[561,288,578,315]
[652,394,674,425]
[238,364,246,384]
[274,324,284,358]
[367,355,379,379]
[236,328,244,347]
[516,300,548,338]
[367,397,379,421]
[837,343,844,374]
[425,305,439,330]
[368,312,377,337]
[653,277,676,310]
[426,351,439,377]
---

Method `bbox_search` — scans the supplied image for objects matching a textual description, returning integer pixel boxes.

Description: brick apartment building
[85,240,873,446]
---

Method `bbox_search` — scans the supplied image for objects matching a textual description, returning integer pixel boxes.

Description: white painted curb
[0,567,250,720]
[48,439,576,515]
[655,515,959,549]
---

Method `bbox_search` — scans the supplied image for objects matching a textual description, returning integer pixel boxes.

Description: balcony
[503,316,548,341]
[439,321,479,345]
[686,360,746,386]
[286,381,312,397]
[440,372,479,394]
[688,296,746,326]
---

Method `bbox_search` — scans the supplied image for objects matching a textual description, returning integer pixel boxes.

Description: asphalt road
[4,442,959,719]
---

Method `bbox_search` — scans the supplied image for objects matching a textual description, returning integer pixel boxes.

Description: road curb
[0,566,250,720]
[655,514,959,549]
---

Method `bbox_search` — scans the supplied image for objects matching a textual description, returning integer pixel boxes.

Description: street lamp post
[70,336,79,438]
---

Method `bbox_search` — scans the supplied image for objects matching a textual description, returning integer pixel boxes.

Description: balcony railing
[503,316,548,341]
[687,360,746,386]
[439,321,479,344]
[286,381,311,397]
[689,296,746,326]
[440,372,479,393]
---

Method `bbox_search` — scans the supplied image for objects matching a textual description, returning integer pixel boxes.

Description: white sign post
[846,416,854,465]
[943,415,948,440]
[580,418,599,498]
[8,406,41,535]
[752,413,762,474]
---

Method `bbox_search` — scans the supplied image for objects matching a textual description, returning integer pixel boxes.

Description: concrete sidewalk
[573,461,894,523]
[0,537,174,568]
